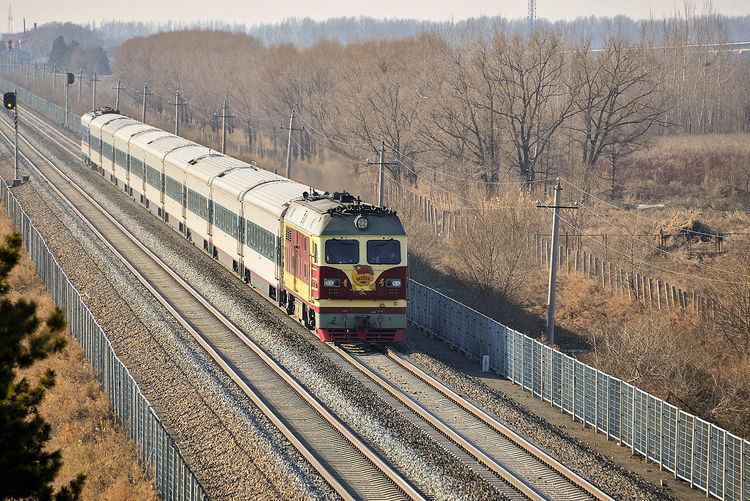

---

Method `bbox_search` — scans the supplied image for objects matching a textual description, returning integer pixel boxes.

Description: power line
[573,200,750,280]
[559,178,728,240]
[557,211,748,285]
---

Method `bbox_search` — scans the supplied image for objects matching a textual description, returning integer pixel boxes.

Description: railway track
[333,346,614,501]
[0,106,423,501]
[14,105,615,501]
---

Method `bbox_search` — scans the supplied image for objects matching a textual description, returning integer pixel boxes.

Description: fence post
[635,274,641,301]
[648,278,654,308]
[583,252,588,274]
[656,280,662,309]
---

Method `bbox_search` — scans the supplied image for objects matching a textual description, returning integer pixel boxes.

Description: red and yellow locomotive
[282,192,407,343]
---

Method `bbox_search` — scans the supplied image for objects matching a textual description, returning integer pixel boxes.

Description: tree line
[110,10,749,198]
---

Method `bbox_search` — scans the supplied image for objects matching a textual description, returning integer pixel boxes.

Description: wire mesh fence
[407,279,750,501]
[0,178,207,501]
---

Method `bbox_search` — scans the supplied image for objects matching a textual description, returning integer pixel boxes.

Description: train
[79,107,407,343]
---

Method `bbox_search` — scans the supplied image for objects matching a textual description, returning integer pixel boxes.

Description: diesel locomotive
[80,107,407,343]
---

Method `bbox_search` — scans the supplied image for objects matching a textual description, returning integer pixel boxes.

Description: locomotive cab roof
[286,191,405,236]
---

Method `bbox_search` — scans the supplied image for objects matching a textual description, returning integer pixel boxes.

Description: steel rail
[0,107,424,501]
[385,348,614,501]
[332,344,548,501]
[333,345,614,501]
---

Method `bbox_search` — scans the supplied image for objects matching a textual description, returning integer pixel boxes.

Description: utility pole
[366,141,399,207]
[90,71,100,110]
[51,66,56,97]
[536,178,578,344]
[137,83,152,123]
[169,89,186,136]
[280,109,304,179]
[112,79,125,111]
[77,68,82,104]
[63,69,69,127]
[32,62,36,91]
[215,100,235,154]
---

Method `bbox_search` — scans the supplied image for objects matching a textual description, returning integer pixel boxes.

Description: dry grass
[0,207,158,500]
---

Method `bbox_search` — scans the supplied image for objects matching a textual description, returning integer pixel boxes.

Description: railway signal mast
[64,70,74,127]
[5,90,27,186]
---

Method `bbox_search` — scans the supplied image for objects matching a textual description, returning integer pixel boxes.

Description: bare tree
[490,31,576,185]
[569,37,668,195]
[421,43,503,190]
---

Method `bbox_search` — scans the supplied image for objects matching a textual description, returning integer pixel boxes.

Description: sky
[11,0,750,27]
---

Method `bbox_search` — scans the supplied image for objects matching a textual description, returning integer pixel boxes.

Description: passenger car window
[367,239,401,265]
[325,239,359,264]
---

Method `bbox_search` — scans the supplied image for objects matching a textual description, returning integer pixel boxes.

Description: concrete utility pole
[536,178,578,344]
[137,83,152,123]
[169,89,185,136]
[50,66,56,97]
[112,80,125,111]
[64,69,69,127]
[280,109,304,179]
[366,141,399,207]
[90,71,100,110]
[77,68,82,104]
[216,100,235,154]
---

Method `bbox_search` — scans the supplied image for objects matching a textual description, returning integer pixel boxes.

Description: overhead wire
[556,211,748,285]
[384,142,556,188]
[559,178,728,239]
[558,178,750,280]
[573,201,750,280]
[287,130,536,211]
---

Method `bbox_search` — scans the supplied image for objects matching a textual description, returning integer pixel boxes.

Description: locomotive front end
[284,193,407,344]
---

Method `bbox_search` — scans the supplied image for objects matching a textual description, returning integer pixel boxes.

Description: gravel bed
[399,338,674,501]
[13,120,509,499]
[0,137,332,499]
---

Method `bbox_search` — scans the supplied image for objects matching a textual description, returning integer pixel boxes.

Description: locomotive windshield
[325,239,359,264]
[367,239,401,264]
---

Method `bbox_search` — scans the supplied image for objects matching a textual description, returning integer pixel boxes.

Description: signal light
[3,92,16,110]
[67,72,75,85]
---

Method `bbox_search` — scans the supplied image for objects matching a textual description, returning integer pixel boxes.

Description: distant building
[1,21,37,50]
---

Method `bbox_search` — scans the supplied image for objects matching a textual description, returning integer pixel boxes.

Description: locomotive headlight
[354,215,368,230]
[323,278,341,288]
[385,278,402,288]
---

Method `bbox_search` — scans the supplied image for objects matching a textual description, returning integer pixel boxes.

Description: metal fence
[0,178,207,501]
[408,280,750,501]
